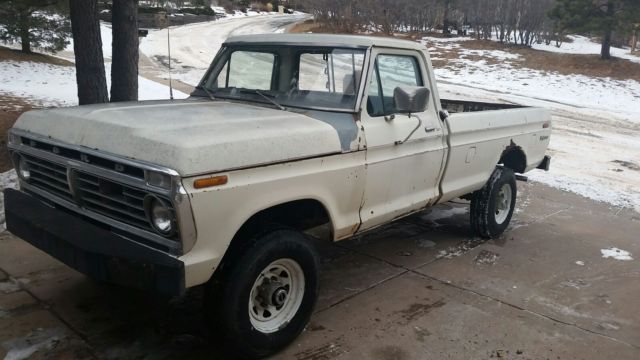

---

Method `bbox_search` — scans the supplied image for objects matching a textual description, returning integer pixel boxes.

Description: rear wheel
[206,229,320,359]
[470,167,517,238]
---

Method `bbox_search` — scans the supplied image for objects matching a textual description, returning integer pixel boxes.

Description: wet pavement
[1,181,639,359]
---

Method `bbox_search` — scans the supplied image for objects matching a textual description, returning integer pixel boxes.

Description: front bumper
[4,189,185,295]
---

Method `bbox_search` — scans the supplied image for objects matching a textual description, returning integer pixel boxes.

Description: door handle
[425,127,436,133]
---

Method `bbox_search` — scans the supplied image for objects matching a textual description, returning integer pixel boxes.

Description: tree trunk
[18,11,31,53]
[601,1,614,60]
[111,0,139,102]
[69,0,109,105]
[601,29,612,59]
[442,0,450,34]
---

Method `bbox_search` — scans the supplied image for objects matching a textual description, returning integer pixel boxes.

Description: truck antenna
[167,24,174,100]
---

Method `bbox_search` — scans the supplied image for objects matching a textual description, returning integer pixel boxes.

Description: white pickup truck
[5,34,550,358]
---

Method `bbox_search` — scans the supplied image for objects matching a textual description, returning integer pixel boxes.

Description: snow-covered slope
[424,38,640,124]
[531,35,640,64]
[425,37,640,212]
[139,13,309,86]
[0,60,187,107]
[2,15,638,214]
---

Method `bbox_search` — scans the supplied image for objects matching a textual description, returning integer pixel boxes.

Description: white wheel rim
[494,183,512,225]
[248,258,305,334]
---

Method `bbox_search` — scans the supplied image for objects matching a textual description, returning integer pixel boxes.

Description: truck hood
[13,99,346,176]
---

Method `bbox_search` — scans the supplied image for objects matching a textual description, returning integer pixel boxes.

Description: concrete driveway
[1,181,639,359]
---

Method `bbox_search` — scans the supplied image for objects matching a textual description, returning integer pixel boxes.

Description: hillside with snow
[0,15,638,216]
[424,35,640,212]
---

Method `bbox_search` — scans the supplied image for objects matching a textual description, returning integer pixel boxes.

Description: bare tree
[300,0,560,47]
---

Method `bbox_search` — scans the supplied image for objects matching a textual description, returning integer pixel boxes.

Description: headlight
[15,154,30,181]
[8,132,21,145]
[146,170,172,190]
[144,195,175,236]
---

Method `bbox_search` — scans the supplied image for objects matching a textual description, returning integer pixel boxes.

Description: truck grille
[20,136,145,180]
[23,154,73,201]
[75,171,154,231]
[19,153,177,241]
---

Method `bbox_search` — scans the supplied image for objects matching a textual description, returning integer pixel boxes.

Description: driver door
[358,49,447,230]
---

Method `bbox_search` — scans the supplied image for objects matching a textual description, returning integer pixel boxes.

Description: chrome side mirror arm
[395,113,422,145]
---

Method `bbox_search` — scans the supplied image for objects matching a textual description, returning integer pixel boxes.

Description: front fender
[178,151,366,287]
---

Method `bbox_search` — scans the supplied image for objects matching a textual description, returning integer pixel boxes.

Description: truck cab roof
[225,33,428,51]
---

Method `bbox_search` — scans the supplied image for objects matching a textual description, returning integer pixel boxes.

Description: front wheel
[470,167,517,239]
[206,229,320,359]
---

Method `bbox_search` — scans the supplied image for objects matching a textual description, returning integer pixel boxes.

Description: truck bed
[441,99,525,113]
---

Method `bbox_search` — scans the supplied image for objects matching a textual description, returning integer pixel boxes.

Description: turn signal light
[542,121,550,129]
[194,175,228,189]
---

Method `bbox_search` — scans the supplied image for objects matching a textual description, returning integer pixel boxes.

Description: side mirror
[393,86,430,114]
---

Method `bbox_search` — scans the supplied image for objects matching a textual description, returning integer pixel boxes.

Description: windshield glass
[199,46,367,112]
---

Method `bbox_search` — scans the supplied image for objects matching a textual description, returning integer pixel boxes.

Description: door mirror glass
[393,86,430,114]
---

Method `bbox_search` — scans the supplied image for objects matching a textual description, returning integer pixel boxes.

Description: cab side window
[367,54,423,117]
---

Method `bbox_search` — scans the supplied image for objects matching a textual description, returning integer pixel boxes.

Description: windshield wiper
[195,85,216,100]
[239,89,286,111]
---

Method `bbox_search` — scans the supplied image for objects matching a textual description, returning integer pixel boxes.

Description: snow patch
[428,34,640,63]
[437,238,485,259]
[430,35,640,212]
[434,59,640,124]
[416,239,436,248]
[421,206,468,222]
[600,247,633,261]
[63,22,113,60]
[531,35,640,64]
[423,36,472,43]
[0,279,21,294]
[528,170,640,212]
[0,60,188,107]
[2,327,67,360]
[458,48,522,61]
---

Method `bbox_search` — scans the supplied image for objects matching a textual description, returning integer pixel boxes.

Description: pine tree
[69,0,109,104]
[0,0,70,54]
[550,0,640,59]
[110,0,139,102]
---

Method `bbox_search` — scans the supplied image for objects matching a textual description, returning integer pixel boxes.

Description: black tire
[206,228,320,359]
[470,167,517,239]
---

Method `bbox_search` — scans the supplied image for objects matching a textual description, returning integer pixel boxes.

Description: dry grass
[456,40,640,82]
[0,95,33,172]
[289,20,342,34]
[0,46,72,66]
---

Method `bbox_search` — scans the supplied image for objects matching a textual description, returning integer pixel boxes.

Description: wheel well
[499,144,526,174]
[237,199,332,238]
[211,200,332,282]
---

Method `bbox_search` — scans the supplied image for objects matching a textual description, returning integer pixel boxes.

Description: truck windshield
[198,46,367,112]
